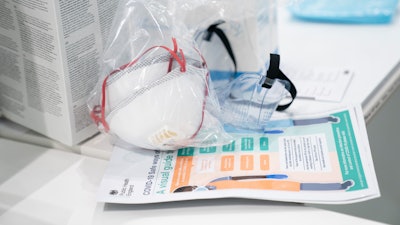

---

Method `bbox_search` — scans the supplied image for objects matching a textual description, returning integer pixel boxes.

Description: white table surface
[0,138,386,225]
[278,4,400,122]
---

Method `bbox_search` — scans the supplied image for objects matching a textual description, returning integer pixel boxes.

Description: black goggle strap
[204,21,237,74]
[263,53,297,111]
[203,23,295,111]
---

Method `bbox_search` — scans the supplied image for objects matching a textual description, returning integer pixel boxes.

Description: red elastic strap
[189,46,210,139]
[92,38,186,132]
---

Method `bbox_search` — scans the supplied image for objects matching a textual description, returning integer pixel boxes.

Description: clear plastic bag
[176,0,297,133]
[87,0,232,150]
[220,73,289,131]
[178,0,279,93]
[219,54,297,132]
[88,0,296,150]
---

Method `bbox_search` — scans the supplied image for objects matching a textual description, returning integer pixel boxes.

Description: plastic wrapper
[220,73,289,131]
[170,0,294,132]
[219,53,296,132]
[178,0,279,94]
[88,0,296,151]
[87,0,232,150]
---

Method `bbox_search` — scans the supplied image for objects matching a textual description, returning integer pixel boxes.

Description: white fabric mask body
[106,59,172,110]
[106,64,207,150]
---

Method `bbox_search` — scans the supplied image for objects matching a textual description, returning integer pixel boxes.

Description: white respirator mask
[90,38,213,150]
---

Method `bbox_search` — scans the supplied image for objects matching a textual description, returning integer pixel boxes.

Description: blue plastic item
[288,0,399,24]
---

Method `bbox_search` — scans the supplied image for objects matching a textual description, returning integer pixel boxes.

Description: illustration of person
[173,174,353,193]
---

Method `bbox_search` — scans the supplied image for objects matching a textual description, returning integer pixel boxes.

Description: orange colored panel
[220,155,235,171]
[260,154,270,170]
[170,156,193,192]
[240,155,254,170]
